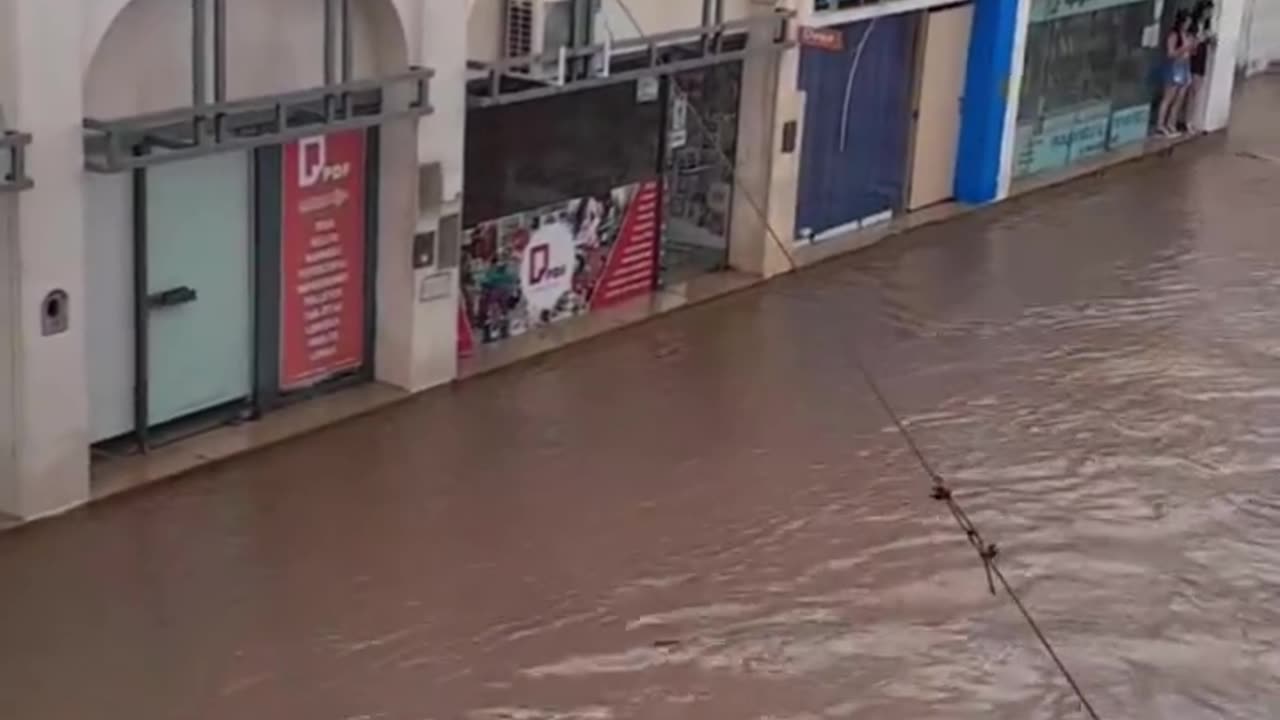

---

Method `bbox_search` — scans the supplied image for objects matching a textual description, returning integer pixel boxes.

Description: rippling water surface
[4,78,1280,720]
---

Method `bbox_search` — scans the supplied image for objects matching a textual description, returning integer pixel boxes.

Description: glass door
[144,153,253,427]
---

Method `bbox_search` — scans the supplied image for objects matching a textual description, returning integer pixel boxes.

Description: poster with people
[459,180,661,354]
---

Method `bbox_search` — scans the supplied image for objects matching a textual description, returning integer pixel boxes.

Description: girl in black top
[1181,0,1215,132]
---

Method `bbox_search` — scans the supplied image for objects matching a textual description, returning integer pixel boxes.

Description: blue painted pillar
[954,0,1021,204]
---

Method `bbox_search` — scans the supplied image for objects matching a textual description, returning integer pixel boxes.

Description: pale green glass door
[145,153,252,427]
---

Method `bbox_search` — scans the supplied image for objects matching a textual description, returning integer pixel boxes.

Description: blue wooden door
[796,14,917,240]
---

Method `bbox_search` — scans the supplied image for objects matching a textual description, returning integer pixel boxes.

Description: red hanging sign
[279,130,367,390]
[799,26,845,52]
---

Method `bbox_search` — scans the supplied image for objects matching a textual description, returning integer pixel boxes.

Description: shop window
[464,81,662,225]
[1014,0,1160,179]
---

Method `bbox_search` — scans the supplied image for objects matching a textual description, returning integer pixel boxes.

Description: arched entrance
[82,0,422,448]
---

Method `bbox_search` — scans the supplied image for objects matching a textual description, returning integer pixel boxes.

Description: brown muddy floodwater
[5,77,1280,720]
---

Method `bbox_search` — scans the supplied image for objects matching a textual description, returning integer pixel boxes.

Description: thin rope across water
[566,5,1102,715]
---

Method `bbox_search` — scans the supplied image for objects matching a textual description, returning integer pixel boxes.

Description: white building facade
[1240,0,1280,74]
[0,0,467,520]
[0,0,1258,522]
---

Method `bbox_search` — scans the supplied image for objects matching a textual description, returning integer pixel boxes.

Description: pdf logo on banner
[280,130,367,390]
[519,221,575,318]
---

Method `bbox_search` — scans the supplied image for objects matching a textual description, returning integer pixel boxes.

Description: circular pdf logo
[520,221,575,317]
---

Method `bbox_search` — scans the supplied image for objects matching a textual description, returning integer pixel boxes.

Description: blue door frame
[796,0,1025,210]
[954,0,1022,203]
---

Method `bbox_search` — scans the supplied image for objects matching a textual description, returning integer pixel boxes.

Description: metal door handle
[147,285,198,308]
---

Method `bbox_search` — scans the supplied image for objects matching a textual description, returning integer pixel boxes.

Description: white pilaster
[1200,0,1246,132]
[996,0,1033,199]
[373,0,465,392]
[729,0,793,278]
[0,0,91,518]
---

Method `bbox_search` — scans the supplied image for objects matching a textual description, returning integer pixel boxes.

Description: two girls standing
[1156,1,1215,137]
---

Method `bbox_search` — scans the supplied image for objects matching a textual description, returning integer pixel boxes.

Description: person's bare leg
[1186,76,1204,130]
[1157,86,1176,134]
[1172,85,1191,133]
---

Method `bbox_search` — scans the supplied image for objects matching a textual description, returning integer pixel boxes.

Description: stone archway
[83,0,412,119]
[79,0,416,445]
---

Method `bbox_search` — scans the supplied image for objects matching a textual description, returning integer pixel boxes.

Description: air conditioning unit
[503,0,599,82]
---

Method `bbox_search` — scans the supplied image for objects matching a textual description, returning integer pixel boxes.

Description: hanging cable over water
[584,4,1103,716]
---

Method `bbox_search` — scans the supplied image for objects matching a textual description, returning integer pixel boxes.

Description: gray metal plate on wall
[418,271,453,303]
[437,214,461,270]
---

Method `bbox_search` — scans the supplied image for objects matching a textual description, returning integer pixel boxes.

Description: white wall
[0,38,16,513]
[84,0,408,119]
[0,0,92,519]
[82,0,421,443]
[82,174,133,442]
[596,0,703,41]
[469,0,504,64]
[401,0,467,390]
[468,0,765,63]
[0,0,468,518]
[1200,0,1246,132]
[0,199,15,515]
[998,0,1033,199]
[78,0,468,448]
[1240,0,1280,74]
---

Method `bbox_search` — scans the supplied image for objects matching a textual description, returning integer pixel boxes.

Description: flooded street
[6,76,1280,719]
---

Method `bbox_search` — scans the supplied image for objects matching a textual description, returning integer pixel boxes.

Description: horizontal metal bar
[84,106,427,173]
[84,67,432,132]
[467,36,793,108]
[472,12,792,76]
[809,0,962,28]
[84,68,433,173]
[0,131,34,192]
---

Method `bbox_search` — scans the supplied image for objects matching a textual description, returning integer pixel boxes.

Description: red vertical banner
[279,130,367,391]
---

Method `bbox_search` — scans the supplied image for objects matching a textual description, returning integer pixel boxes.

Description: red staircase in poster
[590,181,661,311]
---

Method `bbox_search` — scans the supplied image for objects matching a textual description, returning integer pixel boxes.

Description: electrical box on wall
[438,214,461,270]
[413,230,437,269]
[419,162,443,213]
[781,120,798,154]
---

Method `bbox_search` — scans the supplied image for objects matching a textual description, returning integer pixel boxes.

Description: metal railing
[84,67,433,172]
[466,11,794,107]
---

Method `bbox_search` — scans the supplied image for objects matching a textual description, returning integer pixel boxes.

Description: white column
[0,0,91,518]
[729,0,792,278]
[1199,0,1247,132]
[763,34,804,266]
[996,0,1033,199]
[0,192,17,518]
[373,0,465,392]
